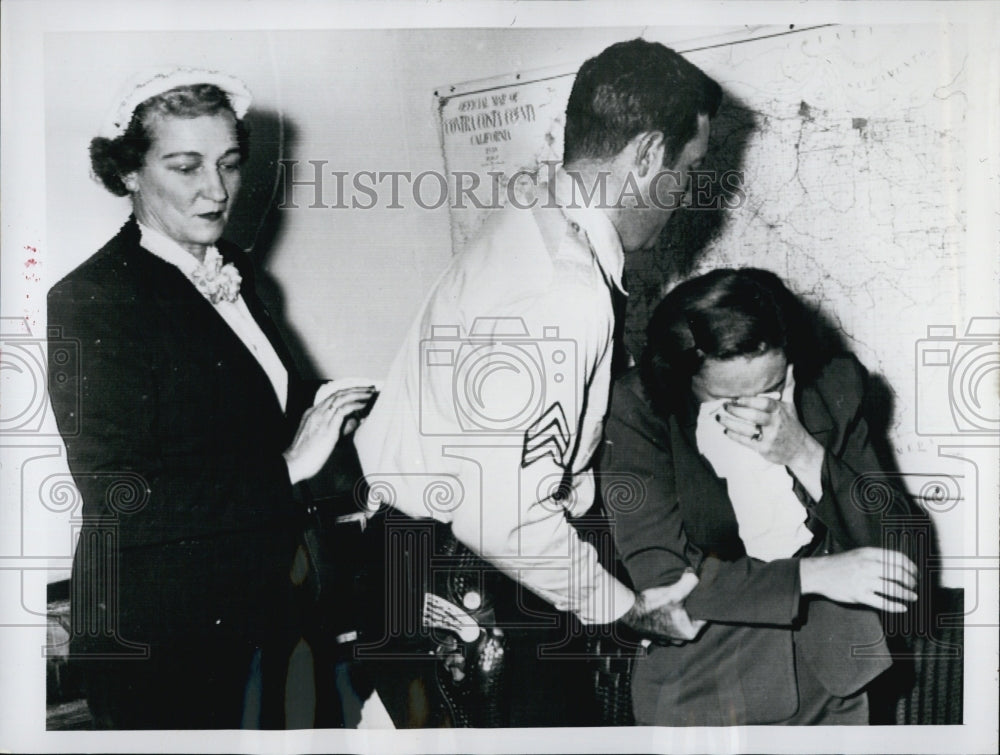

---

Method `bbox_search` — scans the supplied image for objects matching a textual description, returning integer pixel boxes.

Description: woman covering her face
[600,268,921,726]
[47,69,374,729]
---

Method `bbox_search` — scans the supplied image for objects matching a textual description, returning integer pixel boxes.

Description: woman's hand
[283,385,376,485]
[717,395,825,499]
[799,547,918,612]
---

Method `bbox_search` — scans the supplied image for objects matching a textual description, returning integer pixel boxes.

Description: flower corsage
[191,248,242,304]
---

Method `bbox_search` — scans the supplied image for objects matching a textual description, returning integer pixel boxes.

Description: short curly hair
[640,268,831,418]
[89,83,250,196]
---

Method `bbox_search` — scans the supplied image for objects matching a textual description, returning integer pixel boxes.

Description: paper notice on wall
[437,70,575,253]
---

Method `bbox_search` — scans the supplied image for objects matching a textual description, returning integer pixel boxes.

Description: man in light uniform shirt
[354,39,722,727]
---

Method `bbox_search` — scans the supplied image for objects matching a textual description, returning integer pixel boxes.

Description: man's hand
[619,570,706,644]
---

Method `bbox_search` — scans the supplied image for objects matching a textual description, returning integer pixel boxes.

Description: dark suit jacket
[48,218,315,651]
[600,356,914,725]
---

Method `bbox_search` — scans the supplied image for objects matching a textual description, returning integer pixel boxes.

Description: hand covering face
[694,365,813,561]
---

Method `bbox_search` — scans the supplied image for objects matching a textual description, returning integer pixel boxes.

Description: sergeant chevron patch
[520,402,571,468]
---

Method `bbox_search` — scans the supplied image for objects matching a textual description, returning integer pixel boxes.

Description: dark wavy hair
[640,268,831,417]
[89,83,250,196]
[563,39,722,167]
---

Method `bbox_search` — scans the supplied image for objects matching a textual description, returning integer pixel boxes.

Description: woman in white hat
[47,68,374,728]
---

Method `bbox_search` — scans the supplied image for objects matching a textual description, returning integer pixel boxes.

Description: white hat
[100,66,252,139]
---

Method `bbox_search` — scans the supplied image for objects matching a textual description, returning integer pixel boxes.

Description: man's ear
[632,131,666,178]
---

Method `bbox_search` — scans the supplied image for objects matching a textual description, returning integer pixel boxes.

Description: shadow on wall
[615,78,947,630]
[226,108,323,381]
[860,367,957,724]
[623,91,758,363]
[618,85,946,574]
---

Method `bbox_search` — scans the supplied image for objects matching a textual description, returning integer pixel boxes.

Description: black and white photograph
[1,1,997,753]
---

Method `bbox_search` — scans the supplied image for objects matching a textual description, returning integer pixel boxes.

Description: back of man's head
[563,39,722,168]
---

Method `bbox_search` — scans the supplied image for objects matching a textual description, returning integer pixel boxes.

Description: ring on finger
[751,424,763,441]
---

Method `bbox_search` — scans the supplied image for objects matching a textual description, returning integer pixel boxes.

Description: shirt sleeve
[446,285,635,624]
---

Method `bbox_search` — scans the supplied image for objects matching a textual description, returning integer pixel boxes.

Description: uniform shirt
[137,222,288,410]
[354,167,635,624]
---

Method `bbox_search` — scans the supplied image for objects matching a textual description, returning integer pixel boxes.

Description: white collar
[137,221,215,277]
[552,166,627,295]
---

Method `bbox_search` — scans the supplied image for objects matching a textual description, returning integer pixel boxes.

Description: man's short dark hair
[564,39,722,166]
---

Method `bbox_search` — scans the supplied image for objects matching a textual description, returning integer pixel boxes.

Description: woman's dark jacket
[600,356,916,725]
